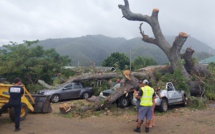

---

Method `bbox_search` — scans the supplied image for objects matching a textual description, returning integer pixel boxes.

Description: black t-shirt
[9,86,24,104]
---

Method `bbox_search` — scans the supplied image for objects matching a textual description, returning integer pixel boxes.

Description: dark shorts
[136,100,140,111]
[138,106,153,121]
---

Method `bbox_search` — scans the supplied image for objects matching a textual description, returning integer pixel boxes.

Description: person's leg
[14,104,21,131]
[149,115,155,127]
[134,107,147,133]
[149,105,155,127]
[135,101,140,122]
[0,103,10,116]
[145,106,153,133]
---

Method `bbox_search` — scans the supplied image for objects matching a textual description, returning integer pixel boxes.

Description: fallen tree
[59,1,211,114]
[118,0,209,95]
[59,70,139,114]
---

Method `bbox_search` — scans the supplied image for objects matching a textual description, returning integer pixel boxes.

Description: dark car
[37,82,93,103]
[99,83,133,108]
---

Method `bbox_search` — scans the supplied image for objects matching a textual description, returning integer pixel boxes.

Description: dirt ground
[1,100,215,134]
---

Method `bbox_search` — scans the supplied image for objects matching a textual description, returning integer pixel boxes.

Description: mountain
[35,34,215,66]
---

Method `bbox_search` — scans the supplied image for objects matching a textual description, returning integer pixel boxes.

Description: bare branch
[118,0,150,22]
[139,23,158,44]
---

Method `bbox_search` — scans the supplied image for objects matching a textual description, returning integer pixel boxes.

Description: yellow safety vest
[140,86,154,106]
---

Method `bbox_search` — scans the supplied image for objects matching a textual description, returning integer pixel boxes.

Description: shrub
[188,96,207,110]
[26,84,45,93]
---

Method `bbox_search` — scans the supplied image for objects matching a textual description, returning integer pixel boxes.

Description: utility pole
[129,50,131,71]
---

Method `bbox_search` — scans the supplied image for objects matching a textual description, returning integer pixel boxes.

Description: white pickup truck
[132,82,188,112]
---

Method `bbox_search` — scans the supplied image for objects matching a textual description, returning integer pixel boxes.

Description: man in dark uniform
[0,78,24,131]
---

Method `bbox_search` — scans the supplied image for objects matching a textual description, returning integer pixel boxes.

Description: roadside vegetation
[0,41,215,111]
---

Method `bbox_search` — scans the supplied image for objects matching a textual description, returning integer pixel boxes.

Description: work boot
[133,127,141,133]
[15,128,21,132]
[145,127,149,133]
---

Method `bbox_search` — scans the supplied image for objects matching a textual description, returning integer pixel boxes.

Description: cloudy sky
[0,0,214,49]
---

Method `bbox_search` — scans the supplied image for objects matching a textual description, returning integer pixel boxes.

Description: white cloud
[0,0,214,49]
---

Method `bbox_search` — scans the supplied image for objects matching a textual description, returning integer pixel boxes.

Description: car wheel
[160,99,168,112]
[82,92,90,99]
[118,96,129,108]
[182,96,188,106]
[9,103,28,122]
[51,94,60,103]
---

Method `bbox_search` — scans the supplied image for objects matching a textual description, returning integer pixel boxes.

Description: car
[37,82,93,103]
[132,82,188,112]
[99,83,133,108]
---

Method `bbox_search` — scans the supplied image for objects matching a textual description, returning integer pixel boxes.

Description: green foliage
[206,93,215,100]
[154,66,189,93]
[202,62,215,100]
[26,84,44,93]
[172,67,189,93]
[83,80,110,96]
[102,52,129,70]
[188,96,207,110]
[57,69,75,81]
[132,56,157,70]
[53,74,67,85]
[0,40,71,85]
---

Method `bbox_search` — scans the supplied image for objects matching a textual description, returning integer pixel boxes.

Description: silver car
[132,82,187,112]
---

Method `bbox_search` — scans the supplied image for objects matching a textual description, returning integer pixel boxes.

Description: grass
[60,103,137,119]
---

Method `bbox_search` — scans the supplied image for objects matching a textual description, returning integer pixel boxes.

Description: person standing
[133,80,143,122]
[0,78,24,132]
[149,92,156,127]
[133,79,155,133]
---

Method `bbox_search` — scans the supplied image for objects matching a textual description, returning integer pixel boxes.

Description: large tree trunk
[118,0,207,94]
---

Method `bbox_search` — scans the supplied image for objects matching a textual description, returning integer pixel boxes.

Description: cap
[143,79,149,84]
[117,79,121,83]
[138,79,143,84]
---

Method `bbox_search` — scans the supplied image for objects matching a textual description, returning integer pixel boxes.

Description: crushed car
[132,82,188,112]
[99,80,133,108]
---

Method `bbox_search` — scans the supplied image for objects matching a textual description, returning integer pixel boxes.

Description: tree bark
[59,70,139,113]
[118,0,208,95]
[66,72,119,83]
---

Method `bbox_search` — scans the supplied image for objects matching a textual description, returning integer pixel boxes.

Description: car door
[70,83,82,98]
[60,83,73,100]
[166,82,182,104]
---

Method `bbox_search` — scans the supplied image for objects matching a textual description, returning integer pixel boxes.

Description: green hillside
[35,35,215,66]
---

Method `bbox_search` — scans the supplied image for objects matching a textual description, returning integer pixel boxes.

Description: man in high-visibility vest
[133,79,155,133]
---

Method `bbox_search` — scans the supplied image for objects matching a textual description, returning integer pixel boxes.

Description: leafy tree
[132,56,157,70]
[0,41,71,85]
[102,52,129,70]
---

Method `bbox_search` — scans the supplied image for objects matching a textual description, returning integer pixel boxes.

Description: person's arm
[21,87,24,96]
[135,89,142,99]
[152,93,156,99]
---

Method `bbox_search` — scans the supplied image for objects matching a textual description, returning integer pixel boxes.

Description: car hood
[37,88,61,95]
